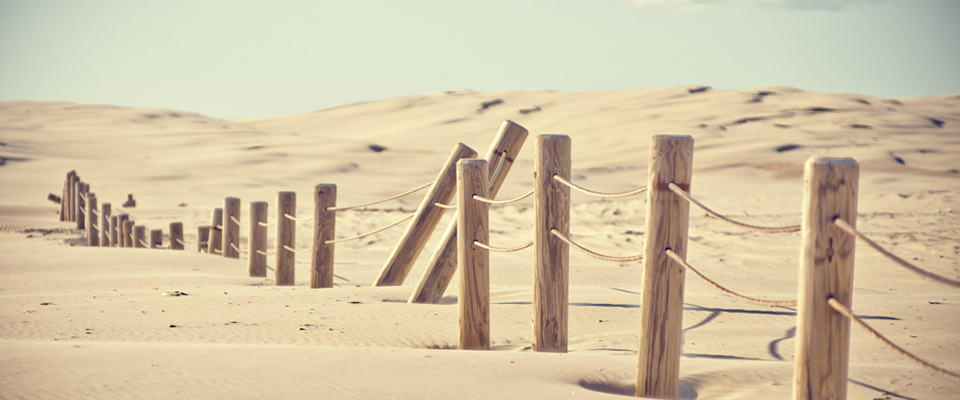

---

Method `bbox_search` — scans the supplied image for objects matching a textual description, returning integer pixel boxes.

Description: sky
[1,0,958,118]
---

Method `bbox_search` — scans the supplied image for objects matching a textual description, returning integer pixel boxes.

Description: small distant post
[533,134,571,353]
[198,225,211,252]
[275,191,296,286]
[133,225,147,248]
[207,208,223,254]
[311,184,336,289]
[223,197,241,258]
[100,203,111,246]
[170,222,184,250]
[249,202,269,277]
[150,229,163,249]
[123,219,135,248]
[793,157,859,400]
[67,172,78,221]
[636,135,694,399]
[110,215,119,247]
[75,182,87,230]
[457,159,490,350]
[85,193,99,246]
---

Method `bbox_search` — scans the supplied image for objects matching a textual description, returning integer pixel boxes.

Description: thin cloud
[632,0,891,11]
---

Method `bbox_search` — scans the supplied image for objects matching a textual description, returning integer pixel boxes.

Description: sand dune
[1,86,958,399]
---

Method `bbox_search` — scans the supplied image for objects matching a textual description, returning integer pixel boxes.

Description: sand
[1,86,958,399]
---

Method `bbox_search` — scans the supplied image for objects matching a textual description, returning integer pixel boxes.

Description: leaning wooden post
[100,203,111,246]
[533,134,571,353]
[207,208,223,254]
[150,229,162,249]
[197,225,211,252]
[223,197,241,258]
[374,143,478,286]
[275,191,296,286]
[122,219,135,248]
[75,182,87,230]
[410,120,529,303]
[170,222,184,250]
[133,225,147,248]
[311,184,337,289]
[793,157,859,400]
[248,202,269,277]
[85,193,99,246]
[457,159,490,350]
[636,135,694,399]
[110,215,119,247]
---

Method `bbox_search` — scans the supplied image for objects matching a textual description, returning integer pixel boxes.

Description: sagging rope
[284,213,314,222]
[553,175,648,198]
[283,244,313,254]
[256,249,276,256]
[325,214,414,244]
[550,229,644,262]
[835,219,960,289]
[230,216,241,226]
[435,202,457,209]
[230,243,243,253]
[828,297,960,381]
[473,240,534,252]
[327,181,432,212]
[667,183,801,233]
[472,189,535,205]
[258,221,276,227]
[665,249,797,307]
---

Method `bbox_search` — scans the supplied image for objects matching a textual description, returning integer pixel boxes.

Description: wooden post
[61,171,75,221]
[311,184,337,289]
[100,203,111,246]
[276,191,296,286]
[67,172,78,221]
[75,182,87,230]
[170,222,184,250]
[223,197,241,258]
[410,120,529,303]
[207,208,223,254]
[457,159,490,350]
[85,193,99,246]
[198,225,211,252]
[110,215,119,247]
[122,219,135,248]
[133,225,146,248]
[533,134,571,353]
[636,135,694,399]
[374,143,478,286]
[117,214,129,247]
[793,157,859,400]
[150,229,162,249]
[249,202,268,277]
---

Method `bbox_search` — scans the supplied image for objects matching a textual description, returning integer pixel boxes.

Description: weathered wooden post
[67,172,78,221]
[110,215,119,247]
[222,197,241,258]
[150,229,163,249]
[207,208,223,254]
[410,120,529,303]
[198,225,211,252]
[123,219,135,248]
[85,193,99,246]
[134,225,147,248]
[793,157,859,400]
[100,203,111,246]
[533,134,571,353]
[61,171,76,221]
[311,184,337,289]
[75,182,87,230]
[636,135,694,399]
[276,191,296,286]
[249,202,268,277]
[457,159,490,350]
[170,222,184,250]
[374,143,478,286]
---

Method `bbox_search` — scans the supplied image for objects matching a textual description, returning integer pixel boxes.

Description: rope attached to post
[434,202,457,209]
[283,244,313,253]
[230,216,241,226]
[327,181,432,211]
[472,189,535,205]
[258,221,276,227]
[828,297,960,381]
[550,229,644,262]
[487,150,509,189]
[473,240,533,253]
[665,249,797,307]
[230,242,242,253]
[668,183,801,233]
[325,214,415,244]
[284,213,314,222]
[835,219,960,289]
[552,175,648,198]
[256,249,276,256]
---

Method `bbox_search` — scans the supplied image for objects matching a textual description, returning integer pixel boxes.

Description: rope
[553,175,648,198]
[668,183,801,233]
[473,240,534,253]
[284,213,314,222]
[435,202,457,209]
[324,214,415,244]
[176,239,187,246]
[487,151,508,189]
[258,221,276,227]
[472,189,535,205]
[550,230,644,262]
[139,239,149,247]
[230,216,241,226]
[835,219,960,289]
[90,208,99,216]
[828,297,960,381]
[665,249,797,307]
[214,225,223,230]
[256,249,276,256]
[283,244,313,253]
[211,248,221,254]
[230,243,242,253]
[327,181,432,211]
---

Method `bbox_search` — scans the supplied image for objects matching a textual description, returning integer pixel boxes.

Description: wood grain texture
[311,184,336,289]
[169,222,184,251]
[457,159,490,350]
[793,157,859,400]
[222,197,241,258]
[636,135,694,399]
[207,208,223,254]
[275,192,296,286]
[410,120,529,303]
[533,134,571,353]
[85,194,98,246]
[374,143,478,286]
[248,202,268,277]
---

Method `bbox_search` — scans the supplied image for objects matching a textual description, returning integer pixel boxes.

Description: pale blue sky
[1,0,957,118]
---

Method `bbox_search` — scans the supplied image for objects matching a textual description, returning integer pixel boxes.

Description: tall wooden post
[110,215,119,247]
[276,191,296,286]
[123,219,135,248]
[117,214,129,247]
[67,172,78,221]
[793,157,859,400]
[198,225,211,252]
[75,182,87,230]
[170,222,184,250]
[533,134,571,353]
[311,184,337,289]
[100,203,111,246]
[207,208,223,254]
[85,193,99,246]
[457,159,490,350]
[134,225,147,248]
[374,143,478,286]
[410,120,529,303]
[150,229,163,249]
[249,202,269,277]
[61,171,75,221]
[223,197,241,258]
[636,135,694,399]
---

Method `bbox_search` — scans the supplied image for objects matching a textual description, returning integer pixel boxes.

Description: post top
[805,156,859,167]
[458,159,489,165]
[250,201,268,205]
[538,134,571,140]
[652,134,693,141]
[315,183,336,188]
